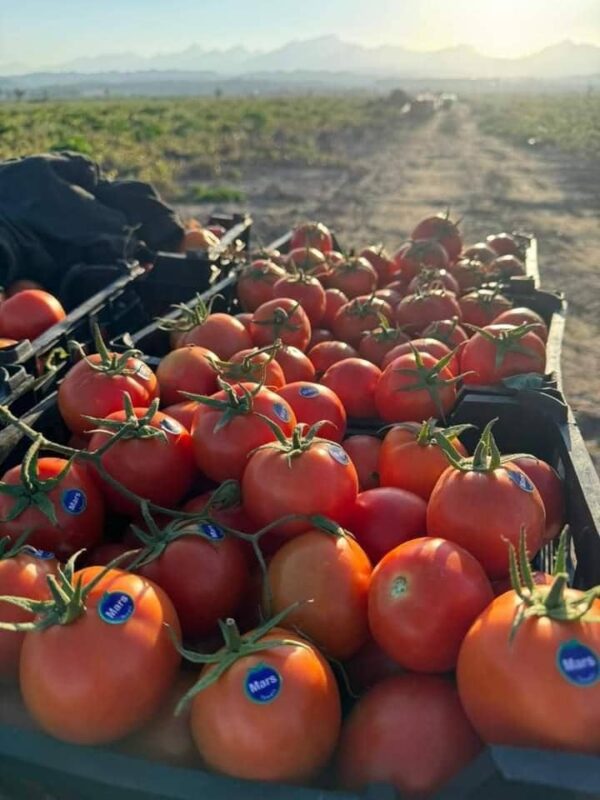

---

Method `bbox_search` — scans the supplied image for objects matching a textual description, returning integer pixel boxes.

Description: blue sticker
[200,522,225,541]
[22,546,55,561]
[506,469,535,493]
[299,385,319,398]
[273,402,290,423]
[328,445,350,466]
[98,592,135,625]
[160,417,182,435]
[61,489,87,515]
[244,663,282,704]
[135,362,152,382]
[557,640,599,687]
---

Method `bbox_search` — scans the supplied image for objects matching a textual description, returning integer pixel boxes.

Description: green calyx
[508,528,600,642]
[69,323,144,378]
[206,341,281,386]
[0,530,41,561]
[467,322,542,370]
[369,316,409,343]
[423,316,462,347]
[346,294,384,319]
[392,345,465,422]
[251,419,329,466]
[415,417,474,447]
[0,439,71,526]
[432,418,528,473]
[84,395,165,443]
[251,301,302,337]
[156,292,221,334]
[183,379,262,432]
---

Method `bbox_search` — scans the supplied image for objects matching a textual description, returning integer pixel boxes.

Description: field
[1,91,598,466]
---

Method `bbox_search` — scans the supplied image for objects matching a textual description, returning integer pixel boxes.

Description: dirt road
[182,102,600,466]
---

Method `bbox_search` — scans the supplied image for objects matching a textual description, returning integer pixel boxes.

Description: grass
[472,92,600,159]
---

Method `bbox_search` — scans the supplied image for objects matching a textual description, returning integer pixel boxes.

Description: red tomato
[235,312,253,333]
[0,458,105,559]
[237,260,286,312]
[321,358,381,419]
[0,290,65,341]
[190,629,340,781]
[486,232,522,257]
[395,290,461,336]
[392,239,450,282]
[286,246,329,278]
[381,337,455,372]
[226,347,286,390]
[358,325,410,366]
[457,588,600,753]
[375,352,457,423]
[343,637,403,694]
[192,383,296,482]
[308,328,333,348]
[88,409,196,516]
[267,529,372,658]
[343,435,381,490]
[273,274,325,326]
[181,314,252,360]
[360,245,396,287]
[328,256,377,299]
[492,306,548,342]
[273,345,316,384]
[332,296,393,347]
[369,537,494,671]
[411,214,462,263]
[461,324,546,385]
[250,297,312,351]
[462,242,498,264]
[162,400,199,432]
[84,542,136,568]
[20,567,181,744]
[156,345,218,405]
[322,288,349,328]
[408,267,459,296]
[308,340,358,377]
[449,257,488,293]
[458,289,512,328]
[58,353,159,436]
[490,254,526,280]
[375,287,403,308]
[242,435,358,538]
[422,317,469,349]
[509,455,565,542]
[290,221,333,253]
[338,674,481,796]
[347,487,427,564]
[277,381,347,443]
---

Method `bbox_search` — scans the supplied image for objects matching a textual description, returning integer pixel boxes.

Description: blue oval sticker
[506,468,535,493]
[299,385,319,398]
[98,592,135,625]
[61,489,87,515]
[244,663,282,704]
[160,417,182,435]
[22,546,55,561]
[200,522,225,541]
[273,402,290,423]
[557,640,599,687]
[328,445,350,466]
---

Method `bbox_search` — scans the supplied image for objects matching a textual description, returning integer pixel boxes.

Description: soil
[179,102,600,469]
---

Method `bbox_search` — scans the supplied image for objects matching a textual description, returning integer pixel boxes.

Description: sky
[0,0,599,69]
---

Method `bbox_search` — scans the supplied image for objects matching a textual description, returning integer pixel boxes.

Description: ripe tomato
[343,637,403,694]
[321,358,381,419]
[308,340,358,377]
[458,289,512,328]
[490,254,526,280]
[462,242,498,264]
[0,546,57,680]
[378,421,468,500]
[156,345,218,405]
[277,381,347,443]
[20,567,181,744]
[375,287,403,308]
[287,246,329,279]
[328,256,377,299]
[308,328,333,348]
[408,267,460,296]
[237,260,286,312]
[338,674,481,796]
[242,434,358,538]
[250,297,312,351]
[88,409,196,516]
[0,290,66,341]
[0,457,105,559]
[190,629,340,781]
[226,347,286,389]
[375,352,457,424]
[58,353,159,436]
[290,221,333,253]
[411,214,462,263]
[369,537,494,671]
[273,274,326,326]
[457,587,600,753]
[181,314,252,360]
[343,435,381,490]
[192,383,296,482]
[422,317,469,349]
[162,400,199,432]
[509,455,565,542]
[360,245,396,287]
[395,290,461,336]
[332,296,393,347]
[273,345,316,384]
[235,312,253,333]
[492,306,548,342]
[486,232,522,257]
[381,337,455,373]
[322,288,349,329]
[461,324,546,385]
[393,239,450,282]
[267,529,372,658]
[346,487,427,564]
[449,257,488,293]
[358,325,410,367]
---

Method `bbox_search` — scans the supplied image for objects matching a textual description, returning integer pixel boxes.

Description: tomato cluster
[0,285,66,346]
[0,215,595,799]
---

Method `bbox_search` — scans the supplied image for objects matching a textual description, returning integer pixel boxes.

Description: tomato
[461,324,546,385]
[375,352,457,424]
[332,296,393,347]
[162,400,199,432]
[448,257,488,293]
[156,345,218,405]
[88,408,195,516]
[381,337,455,372]
[358,325,410,366]
[267,529,371,659]
[458,289,512,328]
[181,228,219,251]
[375,287,403,308]
[242,431,358,538]
[369,537,494,671]
[360,245,396,287]
[277,381,346,442]
[457,587,600,753]
[235,312,253,333]
[84,542,136,568]
[492,306,548,342]
[290,221,333,253]
[422,317,469,349]
[20,567,181,744]
[0,546,57,680]
[343,637,403,694]
[393,239,450,283]
[0,289,65,341]
[273,274,325,326]
[308,340,358,377]
[347,487,427,564]
[408,267,460,296]
[237,260,286,312]
[226,347,286,389]
[490,254,526,280]
[287,246,328,278]
[486,232,522,257]
[308,328,333,348]
[378,421,468,500]
[322,288,349,328]
[328,256,377,299]
[190,628,340,781]
[273,345,316,384]
[411,214,462,263]
[181,314,252,360]
[58,351,159,436]
[491,570,552,597]
[509,455,565,542]
[462,242,498,264]
[191,383,295,482]
[321,358,381,419]
[343,435,381,490]
[0,457,105,559]
[395,290,462,336]
[250,297,312,351]
[338,674,482,796]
